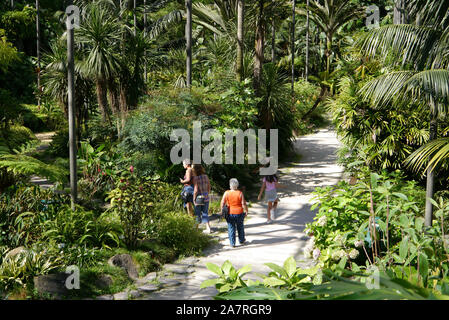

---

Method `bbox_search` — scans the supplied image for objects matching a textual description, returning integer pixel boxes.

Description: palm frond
[359,71,415,108]
[405,138,449,173]
[148,10,184,39]
[405,70,449,111]
[360,24,441,70]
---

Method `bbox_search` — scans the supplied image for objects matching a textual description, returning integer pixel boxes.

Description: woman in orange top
[220,178,248,248]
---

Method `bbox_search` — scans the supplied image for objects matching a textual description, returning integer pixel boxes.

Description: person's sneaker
[266,219,272,224]
[239,240,249,246]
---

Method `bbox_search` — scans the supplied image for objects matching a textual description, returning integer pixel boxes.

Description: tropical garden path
[137,128,344,300]
[30,132,56,189]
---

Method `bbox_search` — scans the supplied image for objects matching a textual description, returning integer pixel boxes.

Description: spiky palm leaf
[360,70,449,113]
[76,3,121,80]
[360,25,448,70]
[405,138,449,173]
[295,0,364,40]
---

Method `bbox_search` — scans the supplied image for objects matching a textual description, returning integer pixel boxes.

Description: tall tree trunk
[291,0,296,95]
[425,102,438,227]
[96,78,111,123]
[119,80,128,139]
[11,0,14,9]
[134,0,137,36]
[305,0,309,80]
[36,0,41,110]
[185,0,192,88]
[144,0,147,83]
[394,0,406,24]
[271,15,275,63]
[67,0,77,211]
[326,33,332,74]
[254,0,265,96]
[107,79,120,115]
[236,0,244,81]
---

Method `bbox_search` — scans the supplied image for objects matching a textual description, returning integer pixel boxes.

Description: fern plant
[0,154,68,184]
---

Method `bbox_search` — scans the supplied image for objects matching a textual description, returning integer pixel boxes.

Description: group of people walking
[180,159,281,248]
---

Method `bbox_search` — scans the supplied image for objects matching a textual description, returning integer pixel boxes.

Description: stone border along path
[106,128,343,301]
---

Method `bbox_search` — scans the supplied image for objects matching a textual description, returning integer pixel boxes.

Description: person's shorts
[265,189,278,202]
[182,185,194,205]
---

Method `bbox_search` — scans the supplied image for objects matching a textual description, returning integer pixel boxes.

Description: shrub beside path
[137,129,344,300]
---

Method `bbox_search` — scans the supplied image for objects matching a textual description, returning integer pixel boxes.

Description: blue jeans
[227,214,245,246]
[194,201,210,224]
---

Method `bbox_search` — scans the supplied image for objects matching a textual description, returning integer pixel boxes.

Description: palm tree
[359,0,449,226]
[296,0,364,74]
[76,2,121,123]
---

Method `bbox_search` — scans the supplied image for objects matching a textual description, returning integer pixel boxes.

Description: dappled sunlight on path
[139,129,343,300]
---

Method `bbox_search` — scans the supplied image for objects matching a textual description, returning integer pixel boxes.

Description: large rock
[113,289,141,300]
[108,254,139,280]
[33,273,70,298]
[95,274,113,289]
[137,284,159,293]
[136,272,157,286]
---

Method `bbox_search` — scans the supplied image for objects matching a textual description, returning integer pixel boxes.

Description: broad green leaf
[264,263,288,278]
[219,283,232,293]
[393,192,409,201]
[222,260,233,274]
[399,236,409,261]
[283,257,297,277]
[205,262,223,276]
[237,264,252,277]
[200,278,219,289]
[418,253,429,281]
[415,217,424,233]
[263,277,286,287]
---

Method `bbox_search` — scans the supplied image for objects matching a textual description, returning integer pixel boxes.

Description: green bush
[155,210,210,256]
[305,170,449,292]
[1,125,37,151]
[42,205,121,249]
[107,169,156,248]
[0,248,62,293]
[0,185,70,247]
